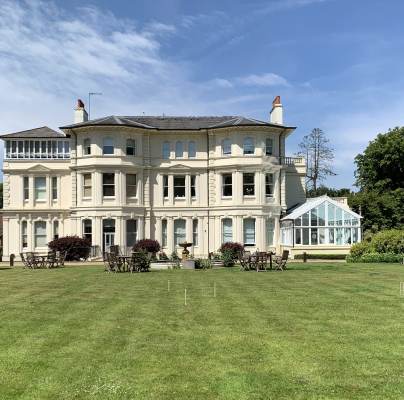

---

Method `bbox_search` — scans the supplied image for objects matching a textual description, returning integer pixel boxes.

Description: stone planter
[182,260,195,269]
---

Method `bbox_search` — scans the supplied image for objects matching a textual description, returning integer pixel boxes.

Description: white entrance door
[104,233,115,252]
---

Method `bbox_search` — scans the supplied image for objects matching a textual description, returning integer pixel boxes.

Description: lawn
[1,263,404,399]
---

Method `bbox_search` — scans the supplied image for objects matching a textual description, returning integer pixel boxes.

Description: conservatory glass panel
[329,228,335,244]
[302,228,310,245]
[302,212,310,226]
[344,228,352,244]
[328,203,335,225]
[319,228,326,244]
[295,216,301,226]
[336,208,343,226]
[352,218,359,226]
[318,203,325,226]
[311,228,318,245]
[311,208,318,226]
[335,228,343,245]
[295,228,301,244]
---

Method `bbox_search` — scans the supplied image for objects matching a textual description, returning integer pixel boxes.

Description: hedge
[294,254,347,260]
[346,252,404,263]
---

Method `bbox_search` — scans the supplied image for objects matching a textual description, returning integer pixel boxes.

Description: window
[191,175,196,198]
[83,219,92,243]
[174,175,185,198]
[243,173,255,196]
[83,138,91,155]
[266,218,275,246]
[243,218,256,245]
[52,177,58,200]
[34,221,47,248]
[222,174,232,197]
[175,141,183,158]
[103,138,114,155]
[265,174,274,197]
[222,139,231,156]
[162,219,167,247]
[34,177,46,200]
[23,177,29,201]
[126,219,137,247]
[53,220,59,240]
[174,219,186,245]
[126,139,136,156]
[21,221,28,248]
[103,173,115,197]
[193,219,198,246]
[83,173,92,198]
[265,138,273,156]
[162,142,170,159]
[126,174,137,197]
[222,218,233,243]
[243,137,254,155]
[163,175,169,198]
[188,141,196,158]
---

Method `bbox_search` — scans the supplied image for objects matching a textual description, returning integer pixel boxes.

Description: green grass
[1,263,404,399]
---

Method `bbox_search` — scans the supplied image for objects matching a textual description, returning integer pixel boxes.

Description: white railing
[4,139,70,160]
[279,156,305,165]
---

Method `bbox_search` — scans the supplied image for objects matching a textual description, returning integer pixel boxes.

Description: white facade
[1,99,307,260]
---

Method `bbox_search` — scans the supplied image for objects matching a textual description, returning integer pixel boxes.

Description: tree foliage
[306,185,352,198]
[297,128,336,191]
[355,127,404,191]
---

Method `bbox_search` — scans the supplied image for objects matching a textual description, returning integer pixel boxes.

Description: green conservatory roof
[281,195,362,221]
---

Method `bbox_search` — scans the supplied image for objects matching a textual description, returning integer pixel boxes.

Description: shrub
[219,242,244,257]
[221,248,236,267]
[349,241,372,258]
[195,258,213,270]
[48,236,91,261]
[346,252,403,263]
[170,251,181,269]
[133,239,160,254]
[294,254,347,260]
[370,229,404,254]
[134,249,151,272]
[159,251,169,261]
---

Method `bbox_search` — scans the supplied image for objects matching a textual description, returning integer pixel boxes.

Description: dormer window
[103,138,114,155]
[126,139,136,156]
[83,138,91,155]
[243,137,254,155]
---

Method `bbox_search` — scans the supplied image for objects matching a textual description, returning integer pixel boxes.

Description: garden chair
[255,252,268,271]
[57,251,67,267]
[273,250,289,271]
[238,251,252,271]
[44,252,57,268]
[20,253,31,269]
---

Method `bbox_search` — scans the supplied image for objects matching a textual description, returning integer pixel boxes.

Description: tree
[306,185,352,198]
[297,128,336,191]
[354,127,404,191]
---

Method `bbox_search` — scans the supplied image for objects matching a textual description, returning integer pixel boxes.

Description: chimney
[74,99,88,123]
[270,95,283,124]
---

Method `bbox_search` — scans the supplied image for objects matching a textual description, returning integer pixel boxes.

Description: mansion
[2,96,356,260]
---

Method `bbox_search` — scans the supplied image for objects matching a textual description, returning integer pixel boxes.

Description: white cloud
[237,73,290,87]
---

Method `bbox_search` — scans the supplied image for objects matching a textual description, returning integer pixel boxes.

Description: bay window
[222,218,233,243]
[34,221,47,248]
[126,139,136,156]
[126,219,137,247]
[83,138,91,155]
[265,137,273,155]
[83,219,92,243]
[243,218,256,246]
[83,173,92,198]
[174,176,185,198]
[222,174,232,197]
[126,174,137,198]
[243,137,254,155]
[265,174,274,197]
[174,219,186,245]
[188,141,196,158]
[222,139,231,155]
[103,173,115,197]
[103,138,114,155]
[34,177,46,200]
[243,173,255,196]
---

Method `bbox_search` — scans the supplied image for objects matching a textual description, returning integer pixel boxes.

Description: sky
[0,0,403,188]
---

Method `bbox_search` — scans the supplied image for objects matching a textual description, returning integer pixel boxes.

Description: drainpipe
[206,129,210,256]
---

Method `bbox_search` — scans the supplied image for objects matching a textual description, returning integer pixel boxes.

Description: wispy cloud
[255,0,331,14]
[237,73,290,87]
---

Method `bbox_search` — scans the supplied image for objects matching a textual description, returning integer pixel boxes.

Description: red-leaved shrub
[133,239,160,254]
[48,236,91,261]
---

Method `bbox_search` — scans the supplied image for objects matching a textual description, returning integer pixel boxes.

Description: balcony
[4,139,70,160]
[279,156,305,165]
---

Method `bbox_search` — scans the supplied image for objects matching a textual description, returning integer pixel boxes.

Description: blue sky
[1,0,403,188]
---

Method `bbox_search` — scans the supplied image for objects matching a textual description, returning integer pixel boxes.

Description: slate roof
[60,116,295,130]
[0,126,65,139]
[281,195,362,221]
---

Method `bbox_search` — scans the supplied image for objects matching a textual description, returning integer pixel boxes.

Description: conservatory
[280,196,362,254]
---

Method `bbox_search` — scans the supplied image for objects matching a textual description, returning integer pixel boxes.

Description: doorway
[103,219,115,253]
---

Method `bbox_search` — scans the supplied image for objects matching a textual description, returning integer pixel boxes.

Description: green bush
[221,249,235,267]
[294,254,347,260]
[347,252,403,263]
[370,230,404,254]
[195,259,213,270]
[350,241,372,258]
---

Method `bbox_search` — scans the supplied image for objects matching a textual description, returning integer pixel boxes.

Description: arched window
[162,142,170,159]
[126,139,136,156]
[174,219,186,245]
[243,137,254,155]
[175,141,183,158]
[83,138,91,155]
[188,141,196,158]
[222,138,231,155]
[103,138,114,155]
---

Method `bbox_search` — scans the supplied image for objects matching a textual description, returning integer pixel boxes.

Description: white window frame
[103,137,114,155]
[243,137,254,155]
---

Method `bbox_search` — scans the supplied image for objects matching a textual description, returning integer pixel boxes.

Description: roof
[281,195,362,221]
[0,126,65,139]
[60,115,296,130]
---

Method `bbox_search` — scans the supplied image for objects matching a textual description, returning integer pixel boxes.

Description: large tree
[306,185,352,198]
[297,128,336,191]
[355,127,404,191]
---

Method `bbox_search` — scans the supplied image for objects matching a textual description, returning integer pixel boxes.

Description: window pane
[23,177,29,200]
[193,219,198,246]
[295,216,301,226]
[319,228,325,244]
[126,174,137,197]
[188,141,196,158]
[222,174,232,197]
[295,228,301,244]
[191,175,196,198]
[352,228,358,243]
[243,137,254,154]
[34,221,47,247]
[84,138,91,155]
[52,177,58,200]
[329,228,335,244]
[302,212,310,226]
[265,174,274,197]
[265,138,273,155]
[243,218,255,245]
[126,139,136,156]
[266,218,275,246]
[336,208,343,226]
[162,142,170,159]
[344,227,352,244]
[302,228,310,245]
[311,208,318,226]
[83,219,92,243]
[222,139,231,155]
[126,219,137,247]
[103,138,114,155]
[103,173,115,196]
[174,175,185,197]
[162,220,167,247]
[175,141,183,158]
[243,173,255,196]
[222,218,233,243]
[174,219,186,245]
[335,228,343,245]
[34,177,46,200]
[163,175,168,197]
[311,228,318,245]
[328,203,336,225]
[318,203,325,226]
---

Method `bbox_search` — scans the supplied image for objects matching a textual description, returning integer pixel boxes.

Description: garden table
[117,256,132,272]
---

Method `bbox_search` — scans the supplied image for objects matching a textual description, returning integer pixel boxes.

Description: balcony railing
[279,156,305,165]
[4,139,70,160]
